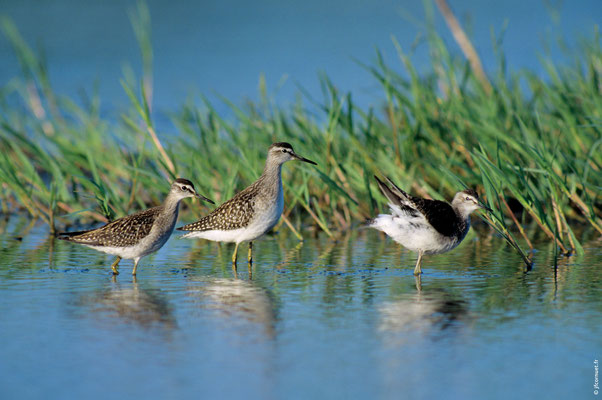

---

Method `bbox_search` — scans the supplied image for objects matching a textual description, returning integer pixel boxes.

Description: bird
[368,175,491,275]
[57,178,214,275]
[177,142,317,265]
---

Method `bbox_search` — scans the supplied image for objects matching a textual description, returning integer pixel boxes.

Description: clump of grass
[0,7,600,265]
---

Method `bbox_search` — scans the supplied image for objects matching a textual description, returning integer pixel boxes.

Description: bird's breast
[248,181,283,235]
[143,206,179,254]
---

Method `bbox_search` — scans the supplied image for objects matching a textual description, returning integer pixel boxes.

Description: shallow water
[0,217,600,399]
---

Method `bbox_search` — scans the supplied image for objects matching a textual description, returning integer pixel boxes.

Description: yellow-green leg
[132,257,141,276]
[111,256,121,275]
[414,251,423,276]
[414,274,422,292]
[232,242,240,264]
[248,242,253,264]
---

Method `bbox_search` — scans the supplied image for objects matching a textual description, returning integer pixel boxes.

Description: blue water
[0,218,600,399]
[1,0,601,113]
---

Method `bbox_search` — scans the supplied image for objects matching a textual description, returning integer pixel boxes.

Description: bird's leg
[111,256,121,275]
[232,242,240,265]
[414,251,423,275]
[132,257,140,276]
[414,274,422,292]
[248,242,253,264]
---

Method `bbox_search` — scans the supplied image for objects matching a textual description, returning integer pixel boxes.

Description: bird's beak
[292,152,317,165]
[478,202,492,212]
[195,192,215,204]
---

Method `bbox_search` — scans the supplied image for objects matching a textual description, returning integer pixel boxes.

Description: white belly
[371,214,461,255]
[393,225,459,254]
[182,227,252,243]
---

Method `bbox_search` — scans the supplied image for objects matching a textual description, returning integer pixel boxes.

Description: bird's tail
[363,214,394,233]
[356,217,374,231]
[55,230,90,241]
[177,230,203,239]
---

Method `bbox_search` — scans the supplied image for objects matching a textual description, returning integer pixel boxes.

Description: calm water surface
[0,217,600,399]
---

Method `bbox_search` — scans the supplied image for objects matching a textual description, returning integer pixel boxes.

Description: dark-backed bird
[368,176,491,275]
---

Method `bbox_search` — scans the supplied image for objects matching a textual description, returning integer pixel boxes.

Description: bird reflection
[190,277,276,339]
[379,284,469,343]
[79,277,176,330]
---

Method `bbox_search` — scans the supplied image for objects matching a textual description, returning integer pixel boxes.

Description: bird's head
[170,178,214,204]
[266,142,317,166]
[452,189,492,216]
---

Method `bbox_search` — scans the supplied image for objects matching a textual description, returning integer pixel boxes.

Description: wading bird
[58,178,213,275]
[368,176,491,275]
[178,142,317,265]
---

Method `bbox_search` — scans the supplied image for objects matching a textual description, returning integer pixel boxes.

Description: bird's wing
[57,207,160,247]
[178,187,256,232]
[374,176,421,217]
[414,199,460,237]
[376,176,459,236]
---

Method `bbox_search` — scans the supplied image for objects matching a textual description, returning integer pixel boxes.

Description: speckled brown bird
[178,143,317,264]
[58,178,213,275]
[368,176,491,275]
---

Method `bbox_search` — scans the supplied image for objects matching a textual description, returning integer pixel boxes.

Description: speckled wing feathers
[178,186,256,232]
[58,207,161,247]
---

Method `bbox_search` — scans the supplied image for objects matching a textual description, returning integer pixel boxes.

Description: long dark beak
[195,192,215,204]
[478,202,493,212]
[292,152,317,165]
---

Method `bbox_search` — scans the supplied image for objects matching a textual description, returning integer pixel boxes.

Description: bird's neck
[454,207,471,221]
[162,192,182,217]
[257,160,283,197]
[260,160,283,183]
[452,205,472,236]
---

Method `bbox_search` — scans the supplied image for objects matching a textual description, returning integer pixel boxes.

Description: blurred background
[2,0,601,113]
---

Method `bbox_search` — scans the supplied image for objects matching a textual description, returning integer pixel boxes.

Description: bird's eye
[181,186,187,191]
[281,149,287,153]
[465,196,471,201]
